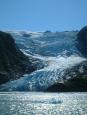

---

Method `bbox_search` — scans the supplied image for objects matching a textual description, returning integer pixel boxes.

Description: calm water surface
[0,92,87,115]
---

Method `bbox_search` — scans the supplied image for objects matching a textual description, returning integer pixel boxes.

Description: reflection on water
[0,92,87,115]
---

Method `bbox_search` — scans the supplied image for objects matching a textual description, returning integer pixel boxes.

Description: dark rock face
[0,31,35,84]
[46,77,87,92]
[76,26,87,57]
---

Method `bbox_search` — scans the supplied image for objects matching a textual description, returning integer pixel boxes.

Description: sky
[0,0,87,31]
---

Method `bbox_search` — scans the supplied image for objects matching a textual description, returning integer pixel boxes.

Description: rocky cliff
[76,26,87,57]
[0,31,35,84]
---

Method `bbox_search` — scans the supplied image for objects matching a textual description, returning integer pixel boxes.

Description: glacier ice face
[0,31,86,91]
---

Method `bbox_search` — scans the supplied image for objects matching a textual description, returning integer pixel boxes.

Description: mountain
[0,31,35,84]
[0,27,87,91]
[76,26,87,57]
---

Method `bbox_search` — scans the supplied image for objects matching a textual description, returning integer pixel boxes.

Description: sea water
[0,92,87,115]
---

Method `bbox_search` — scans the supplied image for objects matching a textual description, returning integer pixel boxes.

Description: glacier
[0,31,86,91]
